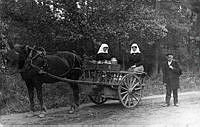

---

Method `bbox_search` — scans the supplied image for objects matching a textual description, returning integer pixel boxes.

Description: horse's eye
[11,62,16,66]
[6,58,10,62]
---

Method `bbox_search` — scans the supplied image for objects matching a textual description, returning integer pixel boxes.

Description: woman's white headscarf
[130,43,141,54]
[97,43,109,54]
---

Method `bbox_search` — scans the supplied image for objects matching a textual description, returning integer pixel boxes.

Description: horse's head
[1,44,31,74]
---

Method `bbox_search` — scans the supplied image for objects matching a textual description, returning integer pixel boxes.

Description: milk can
[111,57,117,64]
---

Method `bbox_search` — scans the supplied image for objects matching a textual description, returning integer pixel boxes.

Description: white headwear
[130,43,141,54]
[97,43,109,54]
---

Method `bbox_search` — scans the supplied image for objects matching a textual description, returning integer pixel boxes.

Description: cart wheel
[88,95,107,105]
[118,73,142,108]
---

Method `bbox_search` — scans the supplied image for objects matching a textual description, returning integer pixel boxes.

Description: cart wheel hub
[128,88,132,93]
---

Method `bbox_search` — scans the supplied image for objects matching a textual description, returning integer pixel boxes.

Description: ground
[1,91,200,126]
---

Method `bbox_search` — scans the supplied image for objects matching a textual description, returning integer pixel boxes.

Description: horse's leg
[68,82,80,114]
[25,81,35,112]
[68,71,80,114]
[35,82,47,114]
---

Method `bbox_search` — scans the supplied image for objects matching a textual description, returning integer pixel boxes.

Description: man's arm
[171,61,182,76]
[135,53,144,67]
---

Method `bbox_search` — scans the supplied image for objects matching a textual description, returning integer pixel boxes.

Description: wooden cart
[81,61,147,108]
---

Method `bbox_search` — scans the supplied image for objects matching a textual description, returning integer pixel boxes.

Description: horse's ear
[14,44,26,53]
[25,45,29,51]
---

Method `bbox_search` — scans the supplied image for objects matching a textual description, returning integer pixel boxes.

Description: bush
[0,74,74,115]
[143,72,200,97]
[0,74,92,115]
[0,74,29,115]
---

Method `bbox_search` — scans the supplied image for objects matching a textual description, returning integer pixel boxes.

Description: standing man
[162,53,182,107]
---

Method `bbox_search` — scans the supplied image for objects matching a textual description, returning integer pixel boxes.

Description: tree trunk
[154,40,160,75]
[198,40,200,72]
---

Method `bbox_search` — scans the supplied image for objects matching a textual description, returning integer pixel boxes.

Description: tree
[0,0,169,72]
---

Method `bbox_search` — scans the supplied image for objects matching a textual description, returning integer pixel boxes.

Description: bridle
[22,45,47,73]
[0,45,47,76]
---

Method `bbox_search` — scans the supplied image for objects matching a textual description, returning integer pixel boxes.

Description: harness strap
[22,46,47,72]
[30,53,81,77]
[24,46,81,77]
[57,54,76,77]
[57,57,72,77]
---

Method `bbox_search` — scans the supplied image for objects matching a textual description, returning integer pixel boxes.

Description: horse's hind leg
[68,82,80,114]
[68,70,80,114]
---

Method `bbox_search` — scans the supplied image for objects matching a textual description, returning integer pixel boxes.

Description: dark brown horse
[2,44,82,117]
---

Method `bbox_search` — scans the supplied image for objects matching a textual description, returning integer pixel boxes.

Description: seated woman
[128,43,144,73]
[95,43,112,64]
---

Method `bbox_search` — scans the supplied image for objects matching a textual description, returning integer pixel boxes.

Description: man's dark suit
[162,60,182,105]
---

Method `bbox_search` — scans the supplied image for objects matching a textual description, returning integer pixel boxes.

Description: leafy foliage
[0,0,168,52]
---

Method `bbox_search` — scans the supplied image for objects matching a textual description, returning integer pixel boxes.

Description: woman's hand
[131,65,136,68]
[169,65,174,69]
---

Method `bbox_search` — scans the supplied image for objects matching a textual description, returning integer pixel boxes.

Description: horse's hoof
[68,106,79,114]
[26,111,36,117]
[68,109,77,114]
[38,113,45,118]
[68,108,75,114]
[68,110,74,114]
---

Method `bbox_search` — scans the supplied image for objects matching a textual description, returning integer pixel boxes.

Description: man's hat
[166,53,174,56]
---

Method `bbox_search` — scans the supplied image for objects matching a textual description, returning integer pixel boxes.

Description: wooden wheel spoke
[121,86,128,90]
[130,96,135,103]
[124,76,132,88]
[130,77,136,88]
[133,91,141,97]
[134,87,142,91]
[132,94,140,102]
[124,78,129,88]
[128,97,132,106]
[130,97,133,106]
[132,82,140,89]
[122,93,129,102]
[124,95,129,106]
[121,81,129,89]
[129,77,133,87]
[121,91,128,95]
[128,82,140,92]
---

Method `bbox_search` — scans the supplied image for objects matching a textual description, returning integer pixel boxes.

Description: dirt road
[1,91,200,126]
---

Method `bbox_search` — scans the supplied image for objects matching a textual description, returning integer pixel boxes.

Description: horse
[2,44,83,117]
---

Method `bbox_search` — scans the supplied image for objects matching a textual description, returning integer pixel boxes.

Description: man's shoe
[162,103,170,107]
[68,105,79,114]
[174,103,179,107]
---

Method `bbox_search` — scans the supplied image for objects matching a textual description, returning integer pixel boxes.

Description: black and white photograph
[0,0,200,126]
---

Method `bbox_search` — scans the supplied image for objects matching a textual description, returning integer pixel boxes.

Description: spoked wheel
[118,73,142,108]
[88,95,107,105]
